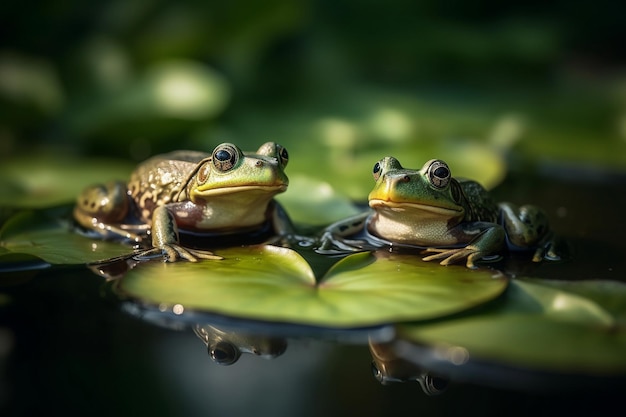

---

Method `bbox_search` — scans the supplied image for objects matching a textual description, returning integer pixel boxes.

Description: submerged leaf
[117,247,507,328]
[396,278,626,376]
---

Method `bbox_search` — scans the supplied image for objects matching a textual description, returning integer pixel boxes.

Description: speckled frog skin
[74,142,290,262]
[322,157,560,268]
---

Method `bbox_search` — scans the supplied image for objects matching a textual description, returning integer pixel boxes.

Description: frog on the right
[320,157,562,269]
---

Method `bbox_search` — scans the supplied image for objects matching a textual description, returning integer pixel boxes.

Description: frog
[320,156,560,269]
[73,142,291,262]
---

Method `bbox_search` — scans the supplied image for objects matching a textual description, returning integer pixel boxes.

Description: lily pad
[396,278,626,377]
[0,208,134,264]
[276,175,363,225]
[117,247,507,328]
[0,155,133,208]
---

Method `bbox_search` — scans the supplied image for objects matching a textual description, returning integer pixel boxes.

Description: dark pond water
[1,171,625,417]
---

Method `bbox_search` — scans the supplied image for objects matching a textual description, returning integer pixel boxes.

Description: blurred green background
[1,0,625,207]
[2,4,626,416]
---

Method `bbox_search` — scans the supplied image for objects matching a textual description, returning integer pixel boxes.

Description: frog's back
[128,150,210,220]
[458,179,499,223]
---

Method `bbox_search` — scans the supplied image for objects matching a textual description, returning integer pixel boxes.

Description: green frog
[321,157,560,268]
[74,142,291,262]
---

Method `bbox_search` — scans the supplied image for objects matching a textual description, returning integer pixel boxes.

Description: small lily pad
[0,208,134,264]
[117,247,507,328]
[396,278,626,377]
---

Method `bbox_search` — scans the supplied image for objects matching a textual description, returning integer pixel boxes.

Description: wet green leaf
[0,209,133,264]
[117,247,507,328]
[396,278,626,375]
[276,175,363,225]
[0,155,133,208]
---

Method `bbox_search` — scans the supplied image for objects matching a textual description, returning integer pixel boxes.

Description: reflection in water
[369,340,449,395]
[117,292,449,396]
[193,324,287,365]
[87,254,140,280]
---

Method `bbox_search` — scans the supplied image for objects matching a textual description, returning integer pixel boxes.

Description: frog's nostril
[401,175,410,182]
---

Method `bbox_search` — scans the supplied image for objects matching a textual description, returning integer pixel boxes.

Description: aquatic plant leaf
[318,252,507,324]
[396,278,626,376]
[67,60,230,137]
[0,209,133,264]
[117,248,507,328]
[276,175,363,225]
[0,155,132,208]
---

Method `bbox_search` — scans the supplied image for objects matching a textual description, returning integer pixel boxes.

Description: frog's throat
[191,184,287,198]
[368,199,462,216]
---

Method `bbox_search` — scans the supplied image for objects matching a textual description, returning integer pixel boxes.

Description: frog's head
[368,157,465,222]
[189,142,289,202]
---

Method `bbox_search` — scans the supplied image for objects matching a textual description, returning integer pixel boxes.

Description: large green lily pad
[117,246,507,328]
[396,278,626,376]
[0,209,133,265]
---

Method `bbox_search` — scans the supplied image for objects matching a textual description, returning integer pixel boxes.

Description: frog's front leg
[421,223,505,269]
[139,206,222,262]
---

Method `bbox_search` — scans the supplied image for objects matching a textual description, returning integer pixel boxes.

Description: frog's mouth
[369,199,462,216]
[195,184,288,197]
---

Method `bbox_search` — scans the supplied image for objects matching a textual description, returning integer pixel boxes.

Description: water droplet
[172,304,184,315]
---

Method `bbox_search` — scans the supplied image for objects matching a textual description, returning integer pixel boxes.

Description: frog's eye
[427,160,451,188]
[278,145,289,168]
[209,341,241,365]
[212,144,239,172]
[372,161,382,181]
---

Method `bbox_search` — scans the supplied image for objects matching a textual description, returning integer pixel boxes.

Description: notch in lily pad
[116,245,508,329]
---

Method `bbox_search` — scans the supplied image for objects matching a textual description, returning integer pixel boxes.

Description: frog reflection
[193,324,287,365]
[369,341,449,395]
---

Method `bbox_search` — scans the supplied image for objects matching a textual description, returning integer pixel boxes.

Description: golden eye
[427,160,451,188]
[212,144,239,172]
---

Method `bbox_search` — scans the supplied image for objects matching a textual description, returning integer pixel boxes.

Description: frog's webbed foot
[421,246,500,269]
[316,231,371,254]
[135,244,223,263]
